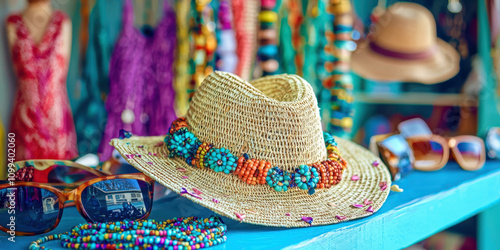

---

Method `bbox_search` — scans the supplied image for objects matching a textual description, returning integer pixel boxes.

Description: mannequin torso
[6,0,71,60]
[5,0,78,160]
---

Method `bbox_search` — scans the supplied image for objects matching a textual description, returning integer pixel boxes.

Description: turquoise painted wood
[478,0,500,136]
[478,202,500,250]
[2,161,500,249]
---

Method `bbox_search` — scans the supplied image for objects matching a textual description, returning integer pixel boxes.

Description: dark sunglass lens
[412,140,444,157]
[457,142,481,165]
[486,129,500,159]
[81,179,152,223]
[0,187,60,234]
[379,135,413,180]
[410,140,444,170]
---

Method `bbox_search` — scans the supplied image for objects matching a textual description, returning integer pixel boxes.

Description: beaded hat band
[165,117,347,195]
[111,72,391,227]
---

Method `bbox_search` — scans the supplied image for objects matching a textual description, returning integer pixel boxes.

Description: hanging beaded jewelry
[29,216,227,250]
[232,0,259,80]
[257,0,280,76]
[165,118,347,194]
[327,0,355,137]
[215,0,237,73]
[174,0,191,116]
[288,0,305,76]
[188,0,216,100]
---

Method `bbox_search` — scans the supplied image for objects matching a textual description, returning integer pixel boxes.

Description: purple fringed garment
[99,0,177,160]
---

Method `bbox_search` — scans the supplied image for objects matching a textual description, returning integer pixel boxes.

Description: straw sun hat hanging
[111,71,391,227]
[351,2,460,84]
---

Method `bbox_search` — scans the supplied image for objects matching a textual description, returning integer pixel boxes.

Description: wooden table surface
[2,161,500,249]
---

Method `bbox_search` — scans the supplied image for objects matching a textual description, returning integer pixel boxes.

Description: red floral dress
[7,11,78,161]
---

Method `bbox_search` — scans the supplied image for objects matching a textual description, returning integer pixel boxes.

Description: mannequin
[7,0,71,58]
[6,0,78,160]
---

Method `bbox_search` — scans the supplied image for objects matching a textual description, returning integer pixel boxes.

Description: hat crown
[372,2,436,53]
[186,71,326,171]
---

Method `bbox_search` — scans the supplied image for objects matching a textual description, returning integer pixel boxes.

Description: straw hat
[111,71,391,227]
[351,2,460,84]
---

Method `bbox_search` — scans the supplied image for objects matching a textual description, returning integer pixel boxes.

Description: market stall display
[0,0,499,249]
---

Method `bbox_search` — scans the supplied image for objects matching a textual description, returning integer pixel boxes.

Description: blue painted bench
[2,161,500,249]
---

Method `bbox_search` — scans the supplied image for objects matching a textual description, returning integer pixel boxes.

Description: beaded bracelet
[29,216,227,250]
[165,118,347,195]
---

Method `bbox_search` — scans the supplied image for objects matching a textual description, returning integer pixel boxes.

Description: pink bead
[174,246,178,250]
[200,243,205,248]
[261,0,276,8]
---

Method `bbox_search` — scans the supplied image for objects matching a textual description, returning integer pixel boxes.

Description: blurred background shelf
[7,160,500,249]
[355,93,478,106]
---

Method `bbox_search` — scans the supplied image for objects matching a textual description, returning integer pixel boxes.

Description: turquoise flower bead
[294,165,319,193]
[295,165,314,190]
[266,167,291,192]
[206,147,237,173]
[165,128,200,158]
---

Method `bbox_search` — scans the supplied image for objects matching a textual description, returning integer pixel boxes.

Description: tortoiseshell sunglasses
[0,173,154,236]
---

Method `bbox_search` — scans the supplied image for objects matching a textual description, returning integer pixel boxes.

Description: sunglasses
[370,133,414,181]
[0,173,154,236]
[371,118,486,180]
[486,127,500,159]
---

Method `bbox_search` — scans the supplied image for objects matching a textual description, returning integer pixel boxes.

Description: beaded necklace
[326,0,354,137]
[29,216,227,250]
[215,0,237,73]
[302,0,325,96]
[165,118,347,195]
[232,0,259,81]
[257,0,280,76]
[188,0,216,101]
[318,0,337,125]
[174,0,192,116]
[288,0,305,76]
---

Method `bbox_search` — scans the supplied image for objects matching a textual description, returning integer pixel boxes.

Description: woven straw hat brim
[351,39,460,84]
[111,136,392,227]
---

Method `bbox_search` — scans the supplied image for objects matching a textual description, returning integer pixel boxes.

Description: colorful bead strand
[318,0,337,127]
[232,0,259,81]
[328,0,355,137]
[215,0,237,73]
[288,0,305,76]
[29,216,227,250]
[174,0,192,116]
[165,118,347,194]
[257,0,280,76]
[188,0,217,100]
